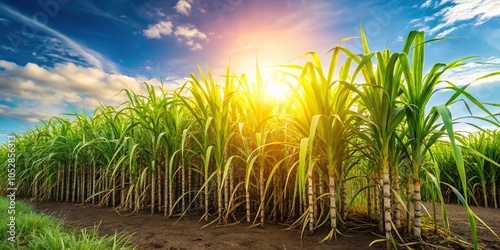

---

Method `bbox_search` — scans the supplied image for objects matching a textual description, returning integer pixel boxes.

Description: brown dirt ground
[30,201,499,250]
[424,202,500,249]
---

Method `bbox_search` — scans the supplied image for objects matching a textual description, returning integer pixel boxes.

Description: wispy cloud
[413,0,500,36]
[0,17,9,25]
[71,1,134,26]
[32,37,93,66]
[1,45,15,52]
[439,56,500,88]
[435,24,466,37]
[432,56,500,127]
[485,28,500,51]
[421,0,433,8]
[0,3,118,73]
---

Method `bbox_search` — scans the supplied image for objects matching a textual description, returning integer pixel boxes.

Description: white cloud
[0,60,174,122]
[174,25,208,50]
[186,40,203,51]
[0,60,18,70]
[412,0,500,36]
[174,25,207,40]
[143,21,207,50]
[440,1,500,26]
[143,21,174,39]
[174,0,194,16]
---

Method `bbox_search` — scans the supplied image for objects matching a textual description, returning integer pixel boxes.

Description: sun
[257,67,292,104]
[265,82,290,103]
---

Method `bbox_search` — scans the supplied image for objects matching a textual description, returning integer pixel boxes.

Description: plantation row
[431,131,500,209]
[1,29,499,249]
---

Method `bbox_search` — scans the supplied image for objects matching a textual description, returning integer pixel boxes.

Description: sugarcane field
[1,1,500,249]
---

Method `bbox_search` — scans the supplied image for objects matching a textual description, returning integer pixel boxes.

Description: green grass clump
[0,197,134,250]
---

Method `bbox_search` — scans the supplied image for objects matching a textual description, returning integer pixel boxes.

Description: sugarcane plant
[284,49,358,239]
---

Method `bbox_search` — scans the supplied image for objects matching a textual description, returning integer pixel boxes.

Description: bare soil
[30,201,499,250]
[425,202,500,249]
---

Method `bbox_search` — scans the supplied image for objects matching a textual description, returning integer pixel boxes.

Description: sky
[0,0,500,141]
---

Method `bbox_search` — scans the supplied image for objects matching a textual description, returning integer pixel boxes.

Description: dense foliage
[1,28,499,249]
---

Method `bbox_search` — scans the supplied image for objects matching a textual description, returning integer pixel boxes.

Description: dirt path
[30,201,499,249]
[30,201,380,250]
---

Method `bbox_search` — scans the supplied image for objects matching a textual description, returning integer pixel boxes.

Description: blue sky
[0,0,499,141]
